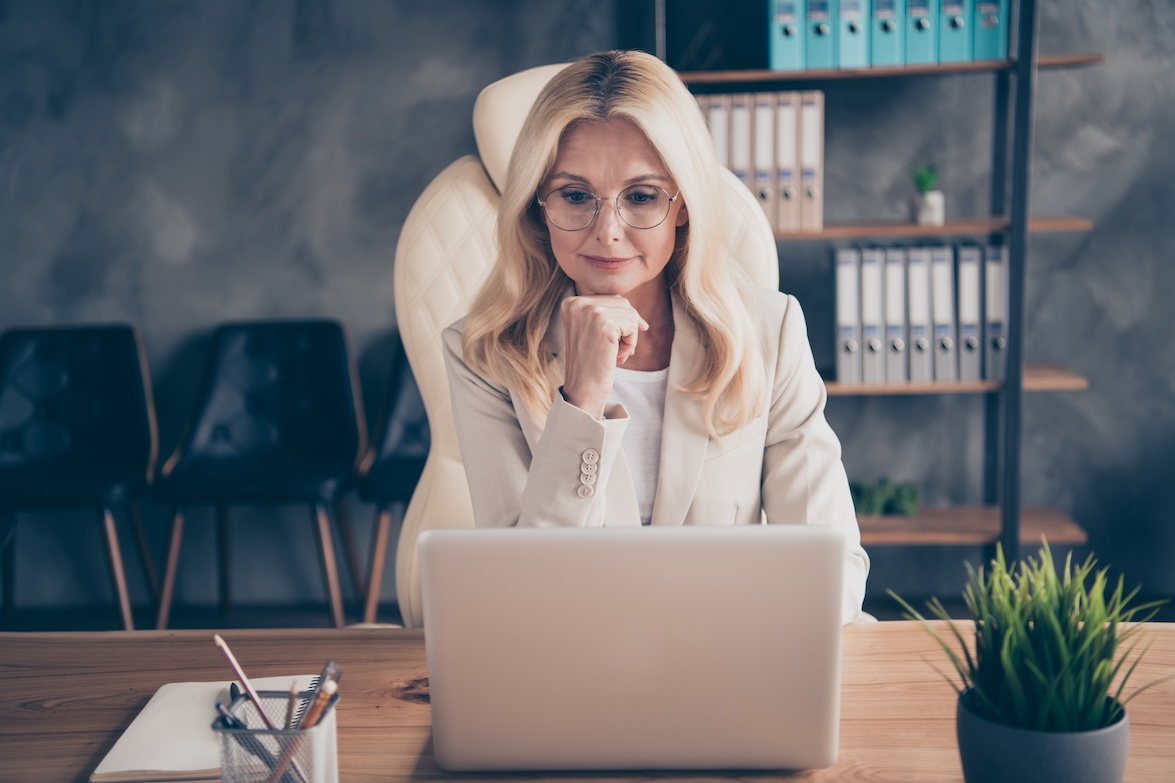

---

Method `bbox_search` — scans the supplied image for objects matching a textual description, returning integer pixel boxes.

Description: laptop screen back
[419,525,845,771]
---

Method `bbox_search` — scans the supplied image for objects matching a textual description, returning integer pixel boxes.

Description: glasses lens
[617,185,672,229]
[542,186,598,231]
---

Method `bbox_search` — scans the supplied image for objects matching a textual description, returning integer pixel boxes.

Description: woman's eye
[560,188,593,205]
[624,188,660,206]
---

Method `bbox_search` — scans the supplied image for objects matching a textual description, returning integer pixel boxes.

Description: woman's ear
[675,200,689,227]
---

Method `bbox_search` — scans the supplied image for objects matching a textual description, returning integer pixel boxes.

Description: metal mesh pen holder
[215,691,338,783]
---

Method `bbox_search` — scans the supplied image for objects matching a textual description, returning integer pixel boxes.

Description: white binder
[907,247,933,383]
[884,247,909,383]
[957,245,983,381]
[835,247,862,384]
[706,94,731,171]
[860,247,885,384]
[799,91,824,231]
[930,244,958,381]
[729,93,752,189]
[775,92,801,233]
[984,244,1008,382]
[753,93,777,230]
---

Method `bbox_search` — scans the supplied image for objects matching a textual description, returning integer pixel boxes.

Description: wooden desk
[2,622,1173,782]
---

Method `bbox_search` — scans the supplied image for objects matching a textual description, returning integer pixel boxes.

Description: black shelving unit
[644,1,1094,559]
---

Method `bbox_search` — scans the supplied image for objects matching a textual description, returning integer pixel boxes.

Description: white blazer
[444,285,869,623]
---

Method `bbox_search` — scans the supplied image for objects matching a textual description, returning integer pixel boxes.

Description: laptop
[418,525,846,771]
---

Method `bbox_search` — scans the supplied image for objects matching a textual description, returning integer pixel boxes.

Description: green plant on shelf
[911,163,939,194]
[850,477,919,516]
[889,542,1170,732]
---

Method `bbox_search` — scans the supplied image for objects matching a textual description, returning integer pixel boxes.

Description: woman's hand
[559,294,648,419]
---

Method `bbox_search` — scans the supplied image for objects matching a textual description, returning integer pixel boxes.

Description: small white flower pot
[914,189,946,226]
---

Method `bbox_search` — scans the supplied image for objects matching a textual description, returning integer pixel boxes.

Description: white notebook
[90,674,317,783]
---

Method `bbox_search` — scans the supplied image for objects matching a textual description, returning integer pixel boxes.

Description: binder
[835,247,862,385]
[753,92,778,229]
[729,93,752,189]
[860,247,885,384]
[973,0,1009,60]
[905,0,937,64]
[930,244,958,381]
[805,0,838,70]
[871,0,905,66]
[706,93,732,171]
[799,90,824,230]
[984,244,1008,381]
[838,0,870,69]
[770,0,806,71]
[957,245,982,381]
[775,91,802,233]
[938,0,973,63]
[884,247,909,383]
[907,246,933,382]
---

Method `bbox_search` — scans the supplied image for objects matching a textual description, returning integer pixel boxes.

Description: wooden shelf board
[775,215,1092,241]
[680,54,1104,86]
[860,506,1088,547]
[826,363,1088,396]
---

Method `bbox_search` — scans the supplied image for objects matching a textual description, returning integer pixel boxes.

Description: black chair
[0,324,158,630]
[153,320,365,629]
[354,335,427,624]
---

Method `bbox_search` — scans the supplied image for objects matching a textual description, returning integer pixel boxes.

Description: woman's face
[538,118,688,313]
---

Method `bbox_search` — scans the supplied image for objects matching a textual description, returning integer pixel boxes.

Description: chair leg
[216,505,231,618]
[312,504,345,628]
[128,501,160,601]
[334,500,366,602]
[100,508,135,631]
[363,504,394,625]
[1,514,16,630]
[156,509,185,630]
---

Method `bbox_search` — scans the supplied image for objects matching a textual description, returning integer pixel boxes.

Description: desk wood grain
[1,623,1173,782]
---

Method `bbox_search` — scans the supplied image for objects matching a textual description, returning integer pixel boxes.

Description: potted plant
[911,163,945,225]
[890,542,1168,783]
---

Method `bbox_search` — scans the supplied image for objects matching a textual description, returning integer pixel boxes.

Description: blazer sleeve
[443,324,629,528]
[761,295,870,624]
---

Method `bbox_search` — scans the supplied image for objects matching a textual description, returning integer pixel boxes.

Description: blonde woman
[444,50,868,622]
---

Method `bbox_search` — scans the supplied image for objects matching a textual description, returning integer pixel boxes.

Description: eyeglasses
[537,184,680,231]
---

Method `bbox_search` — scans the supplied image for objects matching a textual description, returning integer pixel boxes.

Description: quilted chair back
[392,63,779,627]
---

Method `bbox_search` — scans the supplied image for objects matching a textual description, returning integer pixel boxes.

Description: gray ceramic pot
[956,689,1130,783]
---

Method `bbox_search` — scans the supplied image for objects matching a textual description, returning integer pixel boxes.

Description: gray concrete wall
[2,0,1173,617]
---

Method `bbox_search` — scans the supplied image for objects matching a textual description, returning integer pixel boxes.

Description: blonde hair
[462,50,765,437]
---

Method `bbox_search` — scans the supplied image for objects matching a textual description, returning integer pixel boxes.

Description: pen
[212,635,309,783]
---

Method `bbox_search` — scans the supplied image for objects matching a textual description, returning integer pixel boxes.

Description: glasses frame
[537,184,681,232]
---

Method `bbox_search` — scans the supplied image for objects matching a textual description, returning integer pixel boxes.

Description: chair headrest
[472,63,569,193]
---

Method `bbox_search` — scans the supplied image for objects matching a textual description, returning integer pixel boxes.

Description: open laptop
[418,525,846,772]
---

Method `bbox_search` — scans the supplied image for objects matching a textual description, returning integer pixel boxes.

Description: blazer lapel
[649,295,710,527]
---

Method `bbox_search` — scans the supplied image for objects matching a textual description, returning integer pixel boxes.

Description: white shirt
[609,366,669,525]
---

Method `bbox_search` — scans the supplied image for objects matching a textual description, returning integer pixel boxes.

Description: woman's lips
[583,255,634,268]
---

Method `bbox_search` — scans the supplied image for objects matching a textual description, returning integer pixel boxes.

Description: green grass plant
[910,163,939,193]
[890,542,1168,732]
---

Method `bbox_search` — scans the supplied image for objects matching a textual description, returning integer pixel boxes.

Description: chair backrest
[160,320,365,486]
[0,324,156,508]
[392,63,779,627]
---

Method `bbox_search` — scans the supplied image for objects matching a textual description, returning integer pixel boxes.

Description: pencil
[265,680,338,783]
[285,680,298,729]
[212,634,278,730]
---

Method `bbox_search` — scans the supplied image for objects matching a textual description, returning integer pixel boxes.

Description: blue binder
[972,0,1008,60]
[770,0,807,71]
[805,0,838,70]
[838,0,870,69]
[871,0,905,66]
[937,0,972,62]
[905,0,937,64]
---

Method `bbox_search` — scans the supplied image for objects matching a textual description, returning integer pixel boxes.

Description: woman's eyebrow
[544,172,672,186]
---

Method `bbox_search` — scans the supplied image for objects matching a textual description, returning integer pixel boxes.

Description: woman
[443,50,868,623]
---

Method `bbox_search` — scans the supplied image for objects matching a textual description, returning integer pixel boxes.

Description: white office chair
[391,63,779,627]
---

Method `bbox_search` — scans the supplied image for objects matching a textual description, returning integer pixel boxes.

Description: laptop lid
[418,525,845,771]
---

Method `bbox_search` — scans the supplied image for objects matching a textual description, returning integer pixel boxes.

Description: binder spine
[972,0,1008,60]
[930,245,958,381]
[957,245,983,382]
[805,0,838,69]
[907,247,933,382]
[884,247,908,383]
[905,0,938,64]
[871,0,905,66]
[770,0,806,71]
[861,247,886,384]
[938,0,973,63]
[835,248,863,384]
[838,0,870,69]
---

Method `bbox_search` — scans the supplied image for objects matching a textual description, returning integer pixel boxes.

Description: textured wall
[2,0,1173,616]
